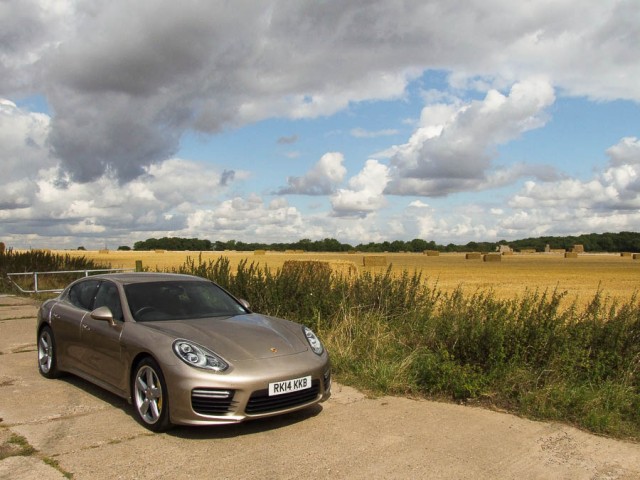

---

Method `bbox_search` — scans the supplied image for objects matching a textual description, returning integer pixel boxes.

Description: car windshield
[124,280,248,322]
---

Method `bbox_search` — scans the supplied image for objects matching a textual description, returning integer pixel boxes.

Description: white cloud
[331,160,390,217]
[495,137,640,237]
[0,99,56,210]
[510,137,640,212]
[0,99,54,181]
[278,152,347,195]
[350,127,400,139]
[184,195,307,242]
[386,78,556,196]
[375,137,640,243]
[2,1,637,184]
[607,136,640,167]
[0,152,241,248]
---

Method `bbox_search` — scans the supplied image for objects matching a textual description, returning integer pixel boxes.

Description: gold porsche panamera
[36,272,331,431]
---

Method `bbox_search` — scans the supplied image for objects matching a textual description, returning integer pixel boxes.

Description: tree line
[127,232,640,253]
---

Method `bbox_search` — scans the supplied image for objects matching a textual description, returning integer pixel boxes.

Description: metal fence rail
[7,268,135,294]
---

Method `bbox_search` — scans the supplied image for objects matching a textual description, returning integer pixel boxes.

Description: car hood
[141,313,309,361]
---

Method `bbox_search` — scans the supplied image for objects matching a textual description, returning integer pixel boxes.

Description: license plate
[268,375,311,396]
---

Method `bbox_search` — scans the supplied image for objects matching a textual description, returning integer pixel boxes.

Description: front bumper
[162,352,331,426]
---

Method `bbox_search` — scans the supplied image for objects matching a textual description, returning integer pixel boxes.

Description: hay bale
[254,250,266,255]
[633,254,640,260]
[424,250,440,256]
[501,251,514,256]
[572,244,585,253]
[154,249,166,253]
[564,252,579,258]
[621,252,633,257]
[98,249,109,254]
[483,253,502,262]
[363,255,387,267]
[465,252,482,260]
[519,249,537,254]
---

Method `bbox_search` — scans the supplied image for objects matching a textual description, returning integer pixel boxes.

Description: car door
[50,279,100,371]
[79,280,127,392]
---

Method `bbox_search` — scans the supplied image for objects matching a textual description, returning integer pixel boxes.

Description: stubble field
[55,249,639,307]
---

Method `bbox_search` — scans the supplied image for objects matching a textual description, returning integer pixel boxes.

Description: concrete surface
[1,295,639,479]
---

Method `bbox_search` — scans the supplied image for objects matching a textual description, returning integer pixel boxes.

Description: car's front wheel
[132,357,171,432]
[38,326,61,379]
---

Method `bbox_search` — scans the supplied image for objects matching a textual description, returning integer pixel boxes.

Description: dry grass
[51,250,639,307]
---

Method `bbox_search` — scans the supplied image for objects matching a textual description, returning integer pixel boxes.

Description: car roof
[82,272,207,285]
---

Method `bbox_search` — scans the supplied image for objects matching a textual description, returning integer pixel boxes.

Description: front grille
[191,388,236,415]
[246,380,320,414]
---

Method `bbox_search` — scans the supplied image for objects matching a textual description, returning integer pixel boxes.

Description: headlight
[173,339,228,372]
[303,326,324,355]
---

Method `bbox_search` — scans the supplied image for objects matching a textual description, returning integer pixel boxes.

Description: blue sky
[1,1,639,249]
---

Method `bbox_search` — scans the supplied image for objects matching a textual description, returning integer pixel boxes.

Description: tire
[38,326,61,379]
[132,357,172,432]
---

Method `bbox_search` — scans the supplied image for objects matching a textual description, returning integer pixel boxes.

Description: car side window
[94,281,124,322]
[68,280,100,310]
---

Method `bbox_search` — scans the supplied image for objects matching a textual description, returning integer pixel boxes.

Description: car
[36,272,331,431]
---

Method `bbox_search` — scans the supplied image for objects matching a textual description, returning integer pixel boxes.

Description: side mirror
[91,306,115,325]
[239,299,251,310]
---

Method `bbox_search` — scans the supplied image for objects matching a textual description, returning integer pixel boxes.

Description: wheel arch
[129,352,172,431]
[127,352,162,402]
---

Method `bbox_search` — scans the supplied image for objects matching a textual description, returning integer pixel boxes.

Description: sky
[1,0,639,250]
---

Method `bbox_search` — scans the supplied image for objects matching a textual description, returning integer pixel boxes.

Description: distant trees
[130,232,640,253]
[133,237,213,251]
[508,232,640,253]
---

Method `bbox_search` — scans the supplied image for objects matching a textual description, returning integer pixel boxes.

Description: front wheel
[132,358,171,432]
[38,326,61,379]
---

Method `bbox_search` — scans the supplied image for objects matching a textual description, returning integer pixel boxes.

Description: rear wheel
[38,326,61,379]
[132,358,171,432]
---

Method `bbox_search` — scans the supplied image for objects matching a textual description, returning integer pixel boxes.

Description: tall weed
[0,250,109,292]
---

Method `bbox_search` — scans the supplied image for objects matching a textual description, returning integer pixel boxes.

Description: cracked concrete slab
[1,295,640,480]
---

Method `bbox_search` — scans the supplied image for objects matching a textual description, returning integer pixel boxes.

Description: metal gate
[6,268,134,294]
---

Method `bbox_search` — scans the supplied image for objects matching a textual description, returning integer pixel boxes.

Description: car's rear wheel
[132,358,171,432]
[38,326,61,379]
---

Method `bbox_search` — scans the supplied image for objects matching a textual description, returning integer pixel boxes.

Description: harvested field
[50,250,639,307]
